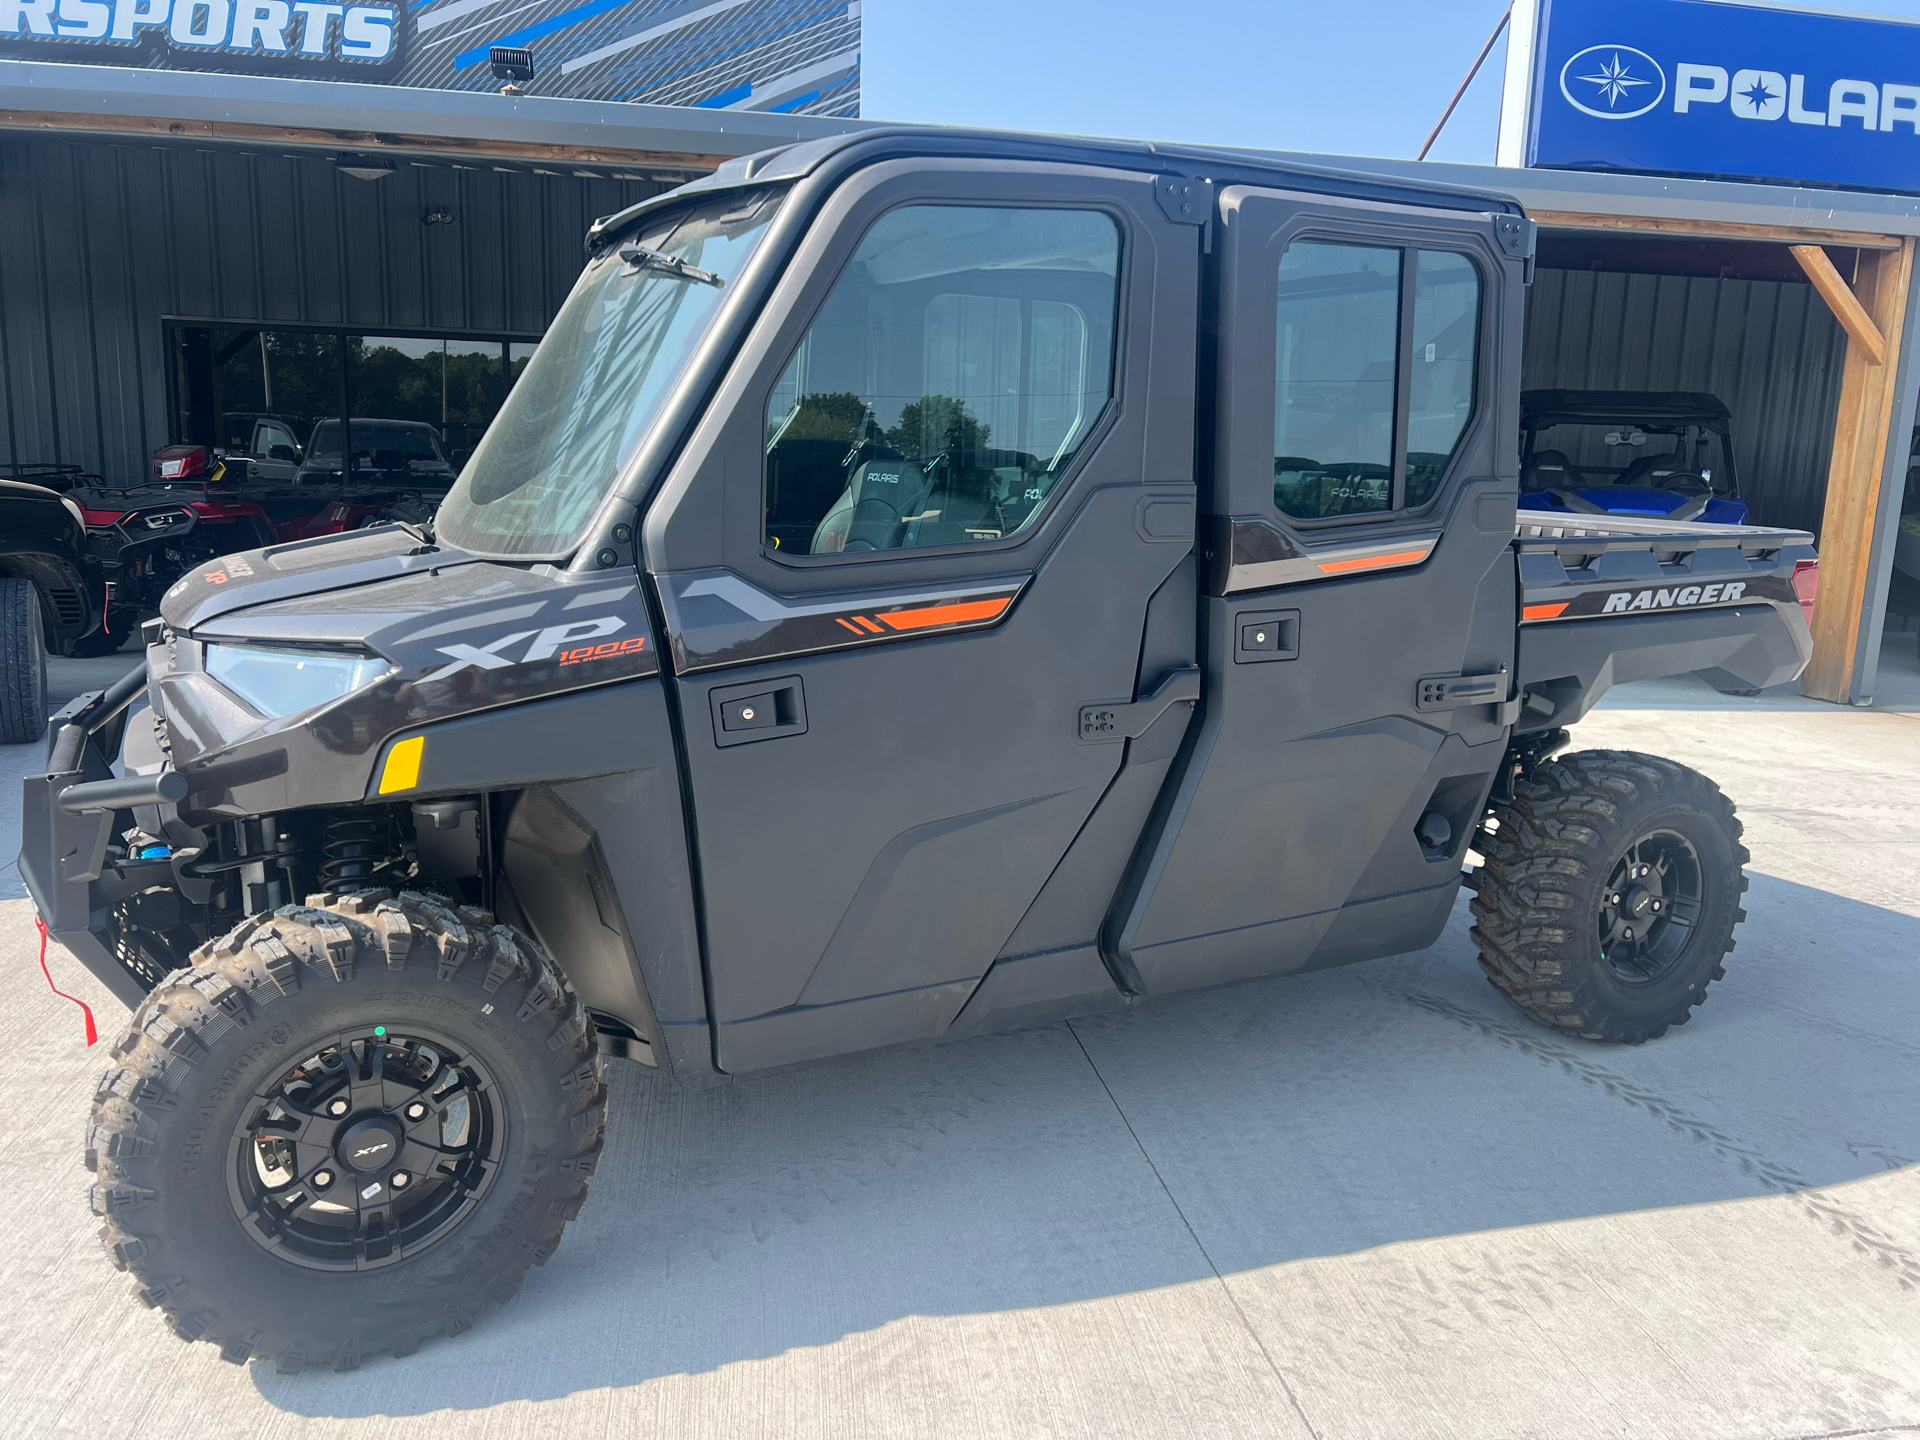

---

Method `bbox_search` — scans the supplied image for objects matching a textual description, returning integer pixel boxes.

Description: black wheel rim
[1596,828,1704,984]
[227,1026,504,1272]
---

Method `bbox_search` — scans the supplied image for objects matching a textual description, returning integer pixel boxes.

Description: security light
[491,46,535,94]
[335,155,395,181]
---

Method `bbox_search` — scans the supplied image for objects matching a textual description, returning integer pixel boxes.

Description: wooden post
[1801,238,1915,702]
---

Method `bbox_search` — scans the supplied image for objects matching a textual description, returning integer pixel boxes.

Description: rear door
[1106,186,1529,994]
[643,160,1201,1073]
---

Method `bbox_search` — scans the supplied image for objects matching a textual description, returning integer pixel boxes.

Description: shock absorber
[318,810,404,893]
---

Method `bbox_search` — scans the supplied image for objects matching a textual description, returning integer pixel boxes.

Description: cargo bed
[1509,513,1817,728]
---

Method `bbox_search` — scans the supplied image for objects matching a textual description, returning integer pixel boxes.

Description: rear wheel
[1470,749,1749,1043]
[87,890,606,1371]
[0,577,48,744]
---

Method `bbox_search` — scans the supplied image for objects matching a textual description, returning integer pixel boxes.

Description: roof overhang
[0,57,871,170]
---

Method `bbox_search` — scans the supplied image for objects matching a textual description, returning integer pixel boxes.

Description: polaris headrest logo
[1562,45,1667,119]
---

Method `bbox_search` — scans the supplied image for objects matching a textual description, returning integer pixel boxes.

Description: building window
[167,323,538,481]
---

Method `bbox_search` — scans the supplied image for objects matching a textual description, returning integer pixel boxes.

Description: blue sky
[863,0,1920,165]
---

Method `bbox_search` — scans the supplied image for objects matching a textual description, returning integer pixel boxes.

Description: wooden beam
[1529,208,1905,250]
[0,108,730,172]
[1802,237,1915,702]
[1790,244,1887,365]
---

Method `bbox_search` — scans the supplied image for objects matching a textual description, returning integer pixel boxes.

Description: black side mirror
[268,444,300,463]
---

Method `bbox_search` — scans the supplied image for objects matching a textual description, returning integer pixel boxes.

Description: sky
[861,0,1920,166]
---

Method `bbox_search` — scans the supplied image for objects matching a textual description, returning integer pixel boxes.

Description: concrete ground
[0,637,1914,1439]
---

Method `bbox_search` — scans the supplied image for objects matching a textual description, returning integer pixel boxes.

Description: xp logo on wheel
[1560,44,1667,119]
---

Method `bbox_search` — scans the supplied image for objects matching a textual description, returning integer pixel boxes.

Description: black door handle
[708,675,808,747]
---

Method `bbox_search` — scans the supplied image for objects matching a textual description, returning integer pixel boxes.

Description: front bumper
[19,669,201,1010]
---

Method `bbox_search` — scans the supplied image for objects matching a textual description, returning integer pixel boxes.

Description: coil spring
[318,812,401,893]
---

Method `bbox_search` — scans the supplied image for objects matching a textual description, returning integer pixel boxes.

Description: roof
[1520,391,1735,427]
[7,55,1920,238]
[0,57,868,168]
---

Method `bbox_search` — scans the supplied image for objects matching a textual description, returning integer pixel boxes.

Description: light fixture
[422,207,455,226]
[491,45,535,94]
[336,155,395,181]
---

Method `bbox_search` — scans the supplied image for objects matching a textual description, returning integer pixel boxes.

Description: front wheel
[1470,749,1749,1043]
[87,890,606,1371]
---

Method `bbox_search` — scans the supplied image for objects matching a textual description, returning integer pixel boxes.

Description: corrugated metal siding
[0,133,665,486]
[1523,267,1847,537]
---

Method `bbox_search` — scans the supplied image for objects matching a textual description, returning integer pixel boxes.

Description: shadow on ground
[251,871,1920,1418]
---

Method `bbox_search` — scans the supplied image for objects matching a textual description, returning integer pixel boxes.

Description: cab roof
[586,125,1527,252]
[1521,390,1733,429]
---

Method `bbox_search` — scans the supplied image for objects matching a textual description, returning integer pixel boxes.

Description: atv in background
[1520,390,1750,526]
[0,473,202,741]
[61,417,455,639]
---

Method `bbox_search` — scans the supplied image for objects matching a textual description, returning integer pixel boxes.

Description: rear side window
[764,205,1121,556]
[1272,239,1482,522]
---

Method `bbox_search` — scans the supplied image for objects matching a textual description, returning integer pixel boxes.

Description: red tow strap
[34,915,98,1047]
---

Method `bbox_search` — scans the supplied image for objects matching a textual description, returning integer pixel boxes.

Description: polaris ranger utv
[21,129,1816,1373]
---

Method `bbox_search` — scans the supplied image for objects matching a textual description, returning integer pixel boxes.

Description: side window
[1407,251,1481,507]
[1272,239,1482,522]
[1273,243,1400,519]
[764,205,1121,556]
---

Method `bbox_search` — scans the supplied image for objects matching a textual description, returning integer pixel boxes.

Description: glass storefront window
[169,323,533,486]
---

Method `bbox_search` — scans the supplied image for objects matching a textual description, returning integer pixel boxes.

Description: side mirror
[268,444,300,463]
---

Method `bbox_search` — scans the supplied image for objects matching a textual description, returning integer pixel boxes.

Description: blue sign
[1530,0,1920,193]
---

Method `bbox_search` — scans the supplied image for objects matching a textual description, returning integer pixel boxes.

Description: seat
[1523,448,1583,491]
[810,457,934,553]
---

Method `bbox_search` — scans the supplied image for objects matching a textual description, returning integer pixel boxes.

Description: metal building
[0,54,1913,708]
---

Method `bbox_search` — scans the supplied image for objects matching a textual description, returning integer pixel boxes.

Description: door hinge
[1154,175,1214,227]
[1493,214,1536,284]
[1080,666,1201,743]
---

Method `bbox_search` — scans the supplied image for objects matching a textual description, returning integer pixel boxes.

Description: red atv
[68,428,448,648]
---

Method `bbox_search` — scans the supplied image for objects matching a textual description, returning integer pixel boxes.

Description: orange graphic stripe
[853,615,885,633]
[1522,602,1569,621]
[876,596,1011,631]
[1316,546,1433,576]
[835,617,864,633]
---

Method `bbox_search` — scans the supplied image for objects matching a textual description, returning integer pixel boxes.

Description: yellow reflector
[378,736,425,795]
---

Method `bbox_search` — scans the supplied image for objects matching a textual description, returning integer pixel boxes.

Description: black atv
[0,472,199,743]
[21,129,1815,1371]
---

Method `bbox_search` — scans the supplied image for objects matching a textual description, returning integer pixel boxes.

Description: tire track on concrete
[1390,987,1920,1292]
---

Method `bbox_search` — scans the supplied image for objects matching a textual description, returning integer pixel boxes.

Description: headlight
[204,644,393,719]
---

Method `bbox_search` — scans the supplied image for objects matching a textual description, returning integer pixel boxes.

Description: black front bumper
[19,669,188,1010]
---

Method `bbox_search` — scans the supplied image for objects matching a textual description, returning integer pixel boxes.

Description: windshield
[435,190,782,558]
[1523,420,1730,492]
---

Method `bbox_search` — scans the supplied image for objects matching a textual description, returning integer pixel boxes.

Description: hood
[150,527,658,814]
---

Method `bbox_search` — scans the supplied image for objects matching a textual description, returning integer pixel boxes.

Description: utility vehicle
[1518,390,1750,525]
[22,129,1815,1373]
[0,475,200,742]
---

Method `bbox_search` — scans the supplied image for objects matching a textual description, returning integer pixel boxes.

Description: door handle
[709,675,808,748]
[1079,666,1201,743]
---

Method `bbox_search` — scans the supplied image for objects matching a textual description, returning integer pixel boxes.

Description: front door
[1107,186,1529,994]
[644,161,1202,1073]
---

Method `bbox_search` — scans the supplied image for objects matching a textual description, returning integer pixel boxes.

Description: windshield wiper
[618,242,723,287]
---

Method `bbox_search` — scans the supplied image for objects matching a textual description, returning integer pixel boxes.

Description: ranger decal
[1602,581,1747,612]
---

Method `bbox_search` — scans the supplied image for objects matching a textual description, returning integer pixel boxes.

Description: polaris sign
[1515,0,1920,194]
[0,0,396,68]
